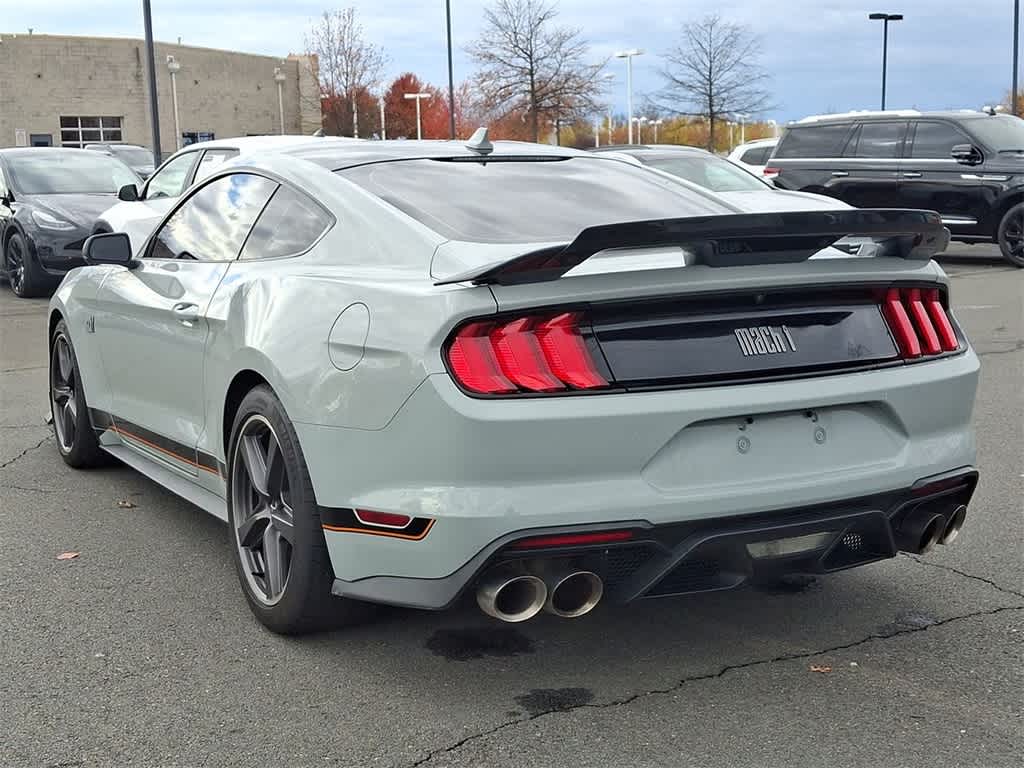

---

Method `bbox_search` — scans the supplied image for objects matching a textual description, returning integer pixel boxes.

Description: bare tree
[306,8,386,137]
[468,0,606,142]
[656,14,772,151]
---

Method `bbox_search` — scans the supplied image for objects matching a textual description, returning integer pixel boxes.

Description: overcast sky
[5,1,1019,121]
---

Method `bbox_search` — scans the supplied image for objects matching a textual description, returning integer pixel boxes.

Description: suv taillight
[446,312,609,395]
[881,288,959,359]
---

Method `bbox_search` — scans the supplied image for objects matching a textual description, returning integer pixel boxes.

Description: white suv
[728,138,778,180]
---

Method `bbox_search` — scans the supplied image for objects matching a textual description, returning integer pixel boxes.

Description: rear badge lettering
[735,326,797,357]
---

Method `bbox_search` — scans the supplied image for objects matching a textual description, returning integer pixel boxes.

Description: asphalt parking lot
[1,243,1021,768]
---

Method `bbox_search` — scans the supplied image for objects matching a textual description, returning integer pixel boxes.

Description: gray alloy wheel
[997,202,1024,267]
[6,233,26,295]
[48,320,106,468]
[231,414,295,606]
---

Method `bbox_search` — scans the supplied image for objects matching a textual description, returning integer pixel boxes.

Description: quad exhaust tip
[940,505,967,546]
[543,570,604,618]
[476,571,547,623]
[898,509,946,554]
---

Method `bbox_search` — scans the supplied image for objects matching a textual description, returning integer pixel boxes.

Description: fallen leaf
[116,499,136,508]
[810,665,832,674]
[56,551,80,560]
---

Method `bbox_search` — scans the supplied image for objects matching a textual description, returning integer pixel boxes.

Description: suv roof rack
[795,109,922,123]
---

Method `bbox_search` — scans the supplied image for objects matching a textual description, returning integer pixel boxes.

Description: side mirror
[83,232,137,268]
[950,144,983,165]
[118,183,139,202]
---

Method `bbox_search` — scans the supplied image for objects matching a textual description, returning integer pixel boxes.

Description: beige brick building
[0,33,321,157]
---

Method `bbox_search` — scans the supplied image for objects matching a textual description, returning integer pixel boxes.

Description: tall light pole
[614,49,643,144]
[404,92,431,139]
[378,85,387,140]
[445,0,457,138]
[166,55,181,150]
[601,72,615,145]
[1013,0,1020,116]
[273,67,287,135]
[767,118,778,138]
[735,112,750,144]
[142,0,162,164]
[652,118,664,143]
[869,12,903,111]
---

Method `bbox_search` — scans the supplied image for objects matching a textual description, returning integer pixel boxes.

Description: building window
[182,131,216,146]
[60,116,122,148]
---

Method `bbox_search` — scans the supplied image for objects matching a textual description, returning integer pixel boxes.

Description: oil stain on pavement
[514,688,595,716]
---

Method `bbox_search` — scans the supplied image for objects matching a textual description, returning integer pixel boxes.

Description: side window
[774,124,852,158]
[145,152,198,199]
[910,122,969,159]
[193,149,238,183]
[849,122,906,158]
[740,147,770,165]
[240,186,333,260]
[149,174,277,261]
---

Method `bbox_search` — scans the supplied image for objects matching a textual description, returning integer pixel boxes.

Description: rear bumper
[331,468,978,609]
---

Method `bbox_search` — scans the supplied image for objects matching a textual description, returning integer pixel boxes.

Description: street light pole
[1013,0,1020,116]
[404,92,431,139]
[869,12,903,111]
[142,0,163,164]
[379,91,387,140]
[614,49,643,144]
[166,55,181,150]
[445,0,457,138]
[274,67,287,135]
[652,119,663,143]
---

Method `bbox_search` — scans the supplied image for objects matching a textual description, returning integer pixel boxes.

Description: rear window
[642,153,766,192]
[740,146,772,165]
[337,157,733,243]
[774,124,852,159]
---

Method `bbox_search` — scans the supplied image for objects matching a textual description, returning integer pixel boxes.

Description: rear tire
[49,320,107,468]
[227,385,366,634]
[996,202,1024,267]
[6,232,50,298]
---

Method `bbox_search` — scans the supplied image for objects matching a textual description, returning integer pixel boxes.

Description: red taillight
[446,312,608,395]
[763,166,780,175]
[354,509,412,528]
[510,530,635,549]
[880,286,960,360]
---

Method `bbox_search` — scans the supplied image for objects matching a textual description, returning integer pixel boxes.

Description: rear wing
[434,209,948,286]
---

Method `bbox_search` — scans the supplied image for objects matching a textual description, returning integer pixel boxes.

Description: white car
[94,135,343,251]
[728,138,779,179]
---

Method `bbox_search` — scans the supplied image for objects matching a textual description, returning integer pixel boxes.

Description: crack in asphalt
[0,364,47,373]
[406,604,1024,767]
[975,340,1024,357]
[0,435,51,470]
[0,483,57,494]
[903,553,1024,599]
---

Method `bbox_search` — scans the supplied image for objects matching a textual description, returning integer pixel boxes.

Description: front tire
[6,232,50,298]
[227,385,364,634]
[50,320,107,468]
[997,202,1024,267]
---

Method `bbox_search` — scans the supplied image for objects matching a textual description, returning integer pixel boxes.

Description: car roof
[0,147,112,158]
[793,109,997,126]
[170,134,345,156]
[590,144,711,156]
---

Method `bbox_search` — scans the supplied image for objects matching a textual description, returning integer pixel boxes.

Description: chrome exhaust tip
[543,570,604,618]
[898,510,946,554]
[939,505,968,545]
[476,571,547,623]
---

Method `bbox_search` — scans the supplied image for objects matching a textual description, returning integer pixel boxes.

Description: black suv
[770,110,1024,266]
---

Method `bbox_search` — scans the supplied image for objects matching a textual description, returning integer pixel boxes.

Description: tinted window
[194,149,238,182]
[643,154,766,192]
[4,151,138,194]
[740,146,771,165]
[774,124,851,158]
[150,174,277,261]
[849,122,905,158]
[146,152,198,199]
[339,158,732,243]
[241,186,332,260]
[910,122,969,158]
[965,115,1024,152]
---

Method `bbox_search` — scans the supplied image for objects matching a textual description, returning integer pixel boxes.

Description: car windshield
[5,151,139,194]
[641,153,767,192]
[109,146,155,166]
[338,157,733,243]
[965,115,1024,152]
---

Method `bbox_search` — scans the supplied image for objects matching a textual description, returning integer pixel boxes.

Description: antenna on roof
[465,127,493,156]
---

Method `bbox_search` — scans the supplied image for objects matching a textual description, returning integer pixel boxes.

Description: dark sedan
[0,148,139,297]
[84,143,156,180]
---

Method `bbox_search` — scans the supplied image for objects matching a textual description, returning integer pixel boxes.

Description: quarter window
[911,122,969,158]
[149,174,277,261]
[740,146,771,165]
[848,122,906,158]
[193,149,238,182]
[60,116,122,148]
[145,152,199,199]
[240,186,332,260]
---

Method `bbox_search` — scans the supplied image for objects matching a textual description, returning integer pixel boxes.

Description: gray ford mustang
[48,134,980,634]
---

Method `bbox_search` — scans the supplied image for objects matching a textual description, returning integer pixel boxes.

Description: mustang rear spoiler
[434,209,949,286]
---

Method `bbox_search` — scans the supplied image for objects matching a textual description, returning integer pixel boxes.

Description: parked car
[50,136,978,635]
[728,137,779,179]
[84,143,156,179]
[769,110,1024,266]
[591,144,849,212]
[95,135,337,251]
[0,148,139,297]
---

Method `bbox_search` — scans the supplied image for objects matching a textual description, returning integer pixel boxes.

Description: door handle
[902,172,922,178]
[830,171,849,177]
[172,302,200,325]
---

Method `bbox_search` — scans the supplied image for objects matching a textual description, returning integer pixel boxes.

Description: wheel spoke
[270,509,295,544]
[237,508,271,548]
[262,526,288,598]
[265,437,286,500]
[239,434,269,497]
[61,400,76,444]
[52,384,72,403]
[57,341,73,382]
